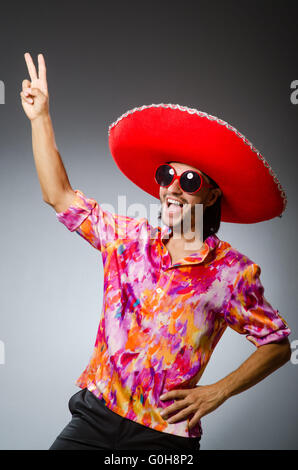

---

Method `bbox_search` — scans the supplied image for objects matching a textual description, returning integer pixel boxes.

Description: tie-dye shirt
[55,189,291,438]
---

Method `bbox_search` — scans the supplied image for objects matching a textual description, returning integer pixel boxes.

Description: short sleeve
[55,189,145,251]
[224,263,291,348]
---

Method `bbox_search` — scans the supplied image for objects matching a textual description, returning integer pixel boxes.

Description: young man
[21,53,291,451]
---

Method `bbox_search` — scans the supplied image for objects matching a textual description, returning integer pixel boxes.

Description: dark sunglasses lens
[155,165,174,186]
[180,171,202,193]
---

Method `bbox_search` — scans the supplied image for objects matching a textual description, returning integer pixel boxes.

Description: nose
[167,175,183,194]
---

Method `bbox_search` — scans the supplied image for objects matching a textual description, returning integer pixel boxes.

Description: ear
[205,188,222,208]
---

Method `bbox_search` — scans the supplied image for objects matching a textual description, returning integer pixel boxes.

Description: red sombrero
[108,103,287,223]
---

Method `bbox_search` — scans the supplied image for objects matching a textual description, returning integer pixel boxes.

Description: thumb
[28,87,42,96]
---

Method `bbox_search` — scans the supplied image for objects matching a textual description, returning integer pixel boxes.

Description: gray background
[0,0,297,450]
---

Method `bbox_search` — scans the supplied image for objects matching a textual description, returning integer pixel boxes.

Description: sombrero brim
[108,104,287,223]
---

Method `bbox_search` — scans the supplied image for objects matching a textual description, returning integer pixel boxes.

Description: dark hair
[201,172,222,241]
[158,162,222,241]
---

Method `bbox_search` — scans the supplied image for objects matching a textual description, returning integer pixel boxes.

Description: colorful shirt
[55,189,291,438]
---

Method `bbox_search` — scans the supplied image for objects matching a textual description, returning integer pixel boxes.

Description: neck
[165,224,204,253]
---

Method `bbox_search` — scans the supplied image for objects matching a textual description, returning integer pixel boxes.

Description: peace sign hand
[20,53,49,121]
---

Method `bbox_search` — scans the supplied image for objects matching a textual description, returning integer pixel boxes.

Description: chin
[161,211,182,229]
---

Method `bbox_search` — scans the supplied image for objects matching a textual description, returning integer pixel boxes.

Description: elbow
[278,338,292,363]
[284,343,292,363]
[263,337,292,364]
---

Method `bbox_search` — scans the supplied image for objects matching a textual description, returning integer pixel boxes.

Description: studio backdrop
[0,1,297,450]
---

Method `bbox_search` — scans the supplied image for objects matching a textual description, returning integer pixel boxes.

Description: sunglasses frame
[154,163,214,194]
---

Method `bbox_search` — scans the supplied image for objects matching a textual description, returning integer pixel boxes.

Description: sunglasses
[155,164,214,194]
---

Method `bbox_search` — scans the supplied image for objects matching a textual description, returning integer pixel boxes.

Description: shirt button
[156,288,162,294]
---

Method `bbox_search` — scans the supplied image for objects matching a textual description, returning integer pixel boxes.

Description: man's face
[159,161,221,230]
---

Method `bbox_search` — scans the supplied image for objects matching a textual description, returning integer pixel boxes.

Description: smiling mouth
[163,199,185,216]
[166,198,184,208]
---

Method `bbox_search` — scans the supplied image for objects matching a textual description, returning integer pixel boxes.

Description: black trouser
[49,388,201,451]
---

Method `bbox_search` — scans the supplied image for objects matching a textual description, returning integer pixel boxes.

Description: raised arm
[20,52,75,212]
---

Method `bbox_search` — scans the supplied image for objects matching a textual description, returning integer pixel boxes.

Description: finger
[20,91,33,104]
[160,390,189,401]
[160,400,187,419]
[24,52,38,81]
[188,411,203,430]
[24,87,40,97]
[20,90,33,104]
[22,79,31,92]
[167,405,195,424]
[38,53,47,83]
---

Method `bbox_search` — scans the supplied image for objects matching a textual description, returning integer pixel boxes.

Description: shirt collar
[159,225,220,267]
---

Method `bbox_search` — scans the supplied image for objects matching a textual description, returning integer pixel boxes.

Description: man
[21,53,291,450]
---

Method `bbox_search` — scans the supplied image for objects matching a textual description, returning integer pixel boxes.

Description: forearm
[31,113,72,203]
[215,338,291,400]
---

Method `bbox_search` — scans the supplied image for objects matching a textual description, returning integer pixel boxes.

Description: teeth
[167,198,182,206]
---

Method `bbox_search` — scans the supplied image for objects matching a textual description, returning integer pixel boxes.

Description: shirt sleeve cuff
[55,189,97,232]
[247,326,292,348]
